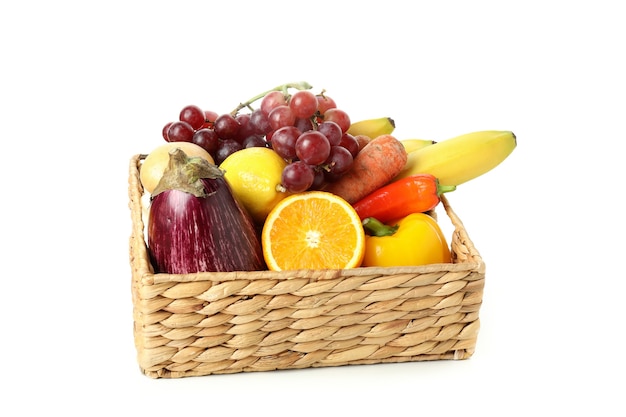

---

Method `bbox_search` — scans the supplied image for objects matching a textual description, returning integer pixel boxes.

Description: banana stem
[230,81,313,115]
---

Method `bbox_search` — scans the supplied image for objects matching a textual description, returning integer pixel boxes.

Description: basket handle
[440,194,484,269]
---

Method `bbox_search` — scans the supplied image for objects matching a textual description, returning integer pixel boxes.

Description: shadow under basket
[128,154,485,379]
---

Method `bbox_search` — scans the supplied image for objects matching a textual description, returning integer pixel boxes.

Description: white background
[2,1,624,415]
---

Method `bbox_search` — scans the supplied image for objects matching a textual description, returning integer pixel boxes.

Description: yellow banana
[395,130,517,186]
[347,117,395,138]
[400,139,436,153]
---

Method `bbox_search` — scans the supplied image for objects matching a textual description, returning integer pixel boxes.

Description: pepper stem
[230,81,313,115]
[362,217,399,237]
[436,178,456,195]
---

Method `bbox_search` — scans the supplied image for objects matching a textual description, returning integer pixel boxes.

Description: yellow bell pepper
[361,213,451,267]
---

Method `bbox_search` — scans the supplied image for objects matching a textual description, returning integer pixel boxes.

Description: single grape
[162,121,173,142]
[323,108,351,133]
[281,161,315,193]
[235,113,257,142]
[294,117,314,133]
[270,126,300,160]
[310,167,326,190]
[325,145,354,177]
[339,133,360,158]
[317,121,342,146]
[214,113,240,140]
[167,121,195,142]
[192,128,220,155]
[201,110,219,129]
[289,90,318,119]
[249,108,272,135]
[214,139,242,165]
[316,94,337,114]
[295,131,330,165]
[242,134,267,148]
[268,105,296,131]
[179,105,206,130]
[260,91,287,115]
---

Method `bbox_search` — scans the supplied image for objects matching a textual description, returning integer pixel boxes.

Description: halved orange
[262,191,366,271]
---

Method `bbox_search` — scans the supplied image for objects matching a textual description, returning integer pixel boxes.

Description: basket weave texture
[128,154,485,378]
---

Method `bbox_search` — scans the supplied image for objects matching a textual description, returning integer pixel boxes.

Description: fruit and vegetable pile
[139,82,516,274]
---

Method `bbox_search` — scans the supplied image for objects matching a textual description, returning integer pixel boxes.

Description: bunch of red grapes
[162,89,361,193]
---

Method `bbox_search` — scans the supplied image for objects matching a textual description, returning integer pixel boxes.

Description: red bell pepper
[352,173,456,223]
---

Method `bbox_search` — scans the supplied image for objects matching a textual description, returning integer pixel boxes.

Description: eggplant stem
[152,148,224,198]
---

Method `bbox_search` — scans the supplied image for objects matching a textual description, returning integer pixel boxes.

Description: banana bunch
[347,117,395,138]
[347,119,516,187]
[396,130,517,186]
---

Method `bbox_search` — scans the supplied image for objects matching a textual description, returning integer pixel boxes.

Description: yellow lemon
[219,147,289,225]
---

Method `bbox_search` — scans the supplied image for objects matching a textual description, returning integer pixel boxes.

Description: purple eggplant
[147,148,265,274]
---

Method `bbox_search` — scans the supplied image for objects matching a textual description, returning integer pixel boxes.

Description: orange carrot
[323,134,407,204]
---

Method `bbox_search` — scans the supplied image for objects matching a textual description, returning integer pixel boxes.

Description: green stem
[230,81,313,115]
[437,182,457,195]
[362,217,399,237]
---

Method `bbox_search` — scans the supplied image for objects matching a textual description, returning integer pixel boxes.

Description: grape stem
[230,81,313,115]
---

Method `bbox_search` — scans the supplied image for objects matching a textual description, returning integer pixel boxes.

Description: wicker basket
[128,154,485,378]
